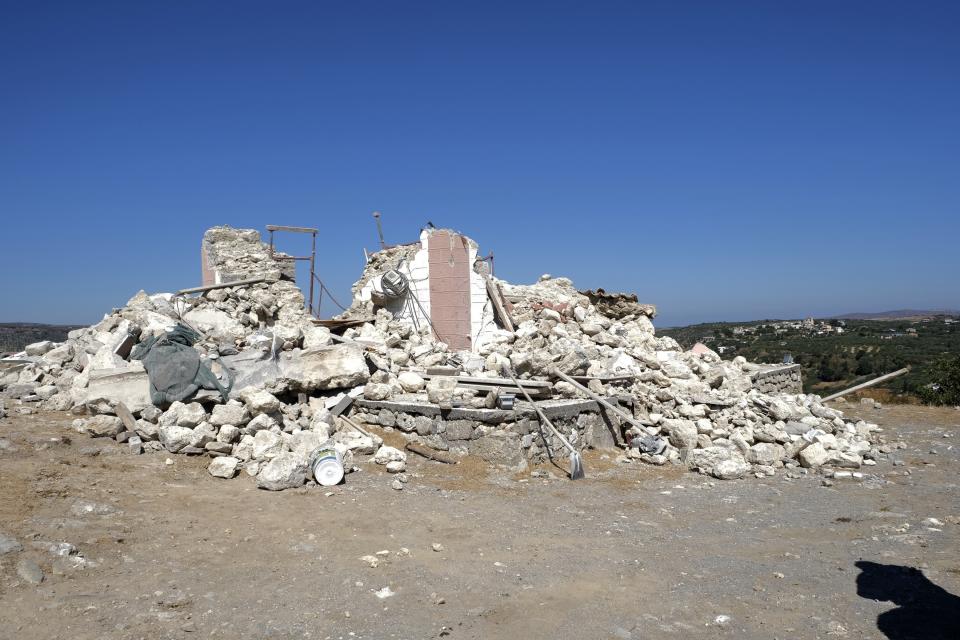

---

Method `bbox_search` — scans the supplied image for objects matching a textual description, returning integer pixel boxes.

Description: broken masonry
[0,224,884,489]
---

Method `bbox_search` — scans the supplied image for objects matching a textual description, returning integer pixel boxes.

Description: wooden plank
[176,276,269,296]
[821,368,910,402]
[454,382,551,397]
[313,317,374,330]
[421,373,551,389]
[265,225,318,234]
[406,442,459,464]
[570,374,637,383]
[553,368,658,436]
[485,276,515,332]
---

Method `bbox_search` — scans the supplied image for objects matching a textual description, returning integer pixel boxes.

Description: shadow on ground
[856,560,960,640]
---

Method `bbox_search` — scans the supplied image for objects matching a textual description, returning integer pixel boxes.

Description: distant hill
[0,322,84,354]
[829,309,960,321]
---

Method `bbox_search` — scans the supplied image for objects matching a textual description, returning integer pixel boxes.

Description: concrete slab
[86,362,152,414]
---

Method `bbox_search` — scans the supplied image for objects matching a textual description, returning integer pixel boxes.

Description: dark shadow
[597,406,625,447]
[855,561,960,640]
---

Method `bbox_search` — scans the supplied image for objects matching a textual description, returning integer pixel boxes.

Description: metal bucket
[310,447,344,487]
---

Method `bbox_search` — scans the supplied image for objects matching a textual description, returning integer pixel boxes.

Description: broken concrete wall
[201,226,296,286]
[751,364,803,395]
[352,228,499,352]
[351,396,620,470]
[581,289,657,319]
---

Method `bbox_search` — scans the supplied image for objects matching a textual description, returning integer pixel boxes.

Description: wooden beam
[453,382,551,397]
[265,225,318,234]
[821,368,910,402]
[420,373,552,389]
[175,276,269,296]
[406,442,458,464]
[552,368,658,435]
[485,276,515,332]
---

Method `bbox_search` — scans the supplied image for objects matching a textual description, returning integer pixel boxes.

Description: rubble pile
[0,226,891,489]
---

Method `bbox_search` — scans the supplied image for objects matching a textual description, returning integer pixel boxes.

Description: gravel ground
[1,403,958,640]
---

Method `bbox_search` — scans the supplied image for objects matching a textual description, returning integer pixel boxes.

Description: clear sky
[1,1,957,328]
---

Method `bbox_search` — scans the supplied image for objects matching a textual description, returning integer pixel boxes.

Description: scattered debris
[0,225,891,492]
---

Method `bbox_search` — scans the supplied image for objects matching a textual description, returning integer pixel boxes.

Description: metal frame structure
[266,224,319,317]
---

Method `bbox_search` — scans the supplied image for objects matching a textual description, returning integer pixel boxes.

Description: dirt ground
[1,403,958,640]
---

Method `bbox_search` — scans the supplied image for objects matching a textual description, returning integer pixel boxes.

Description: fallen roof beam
[175,276,271,296]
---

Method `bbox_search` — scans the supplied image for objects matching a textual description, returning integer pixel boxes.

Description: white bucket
[311,447,344,487]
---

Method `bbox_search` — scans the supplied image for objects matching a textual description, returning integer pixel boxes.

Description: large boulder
[746,442,785,466]
[209,402,250,427]
[689,446,750,480]
[663,419,698,450]
[302,326,332,349]
[85,415,123,438]
[332,428,382,454]
[24,341,55,356]
[660,359,693,379]
[398,371,425,393]
[372,446,406,465]
[799,442,830,468]
[426,377,458,406]
[159,401,206,428]
[244,413,277,434]
[288,430,329,457]
[712,456,751,480]
[208,456,240,479]
[280,345,369,392]
[134,419,159,441]
[363,383,393,401]
[217,424,241,443]
[256,452,308,491]
[252,430,285,460]
[42,343,74,366]
[182,308,246,344]
[241,390,281,416]
[159,425,194,453]
[189,422,218,448]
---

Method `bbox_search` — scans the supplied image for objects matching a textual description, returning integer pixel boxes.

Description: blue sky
[1,1,957,327]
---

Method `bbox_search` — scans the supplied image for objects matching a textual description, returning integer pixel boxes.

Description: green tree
[855,352,874,376]
[919,355,960,406]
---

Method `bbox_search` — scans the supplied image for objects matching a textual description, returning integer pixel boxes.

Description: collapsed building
[0,225,885,490]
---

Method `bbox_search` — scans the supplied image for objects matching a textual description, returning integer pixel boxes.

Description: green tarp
[131,324,231,406]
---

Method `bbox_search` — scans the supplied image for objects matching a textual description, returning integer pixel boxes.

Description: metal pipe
[308,230,317,316]
[372,211,386,249]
